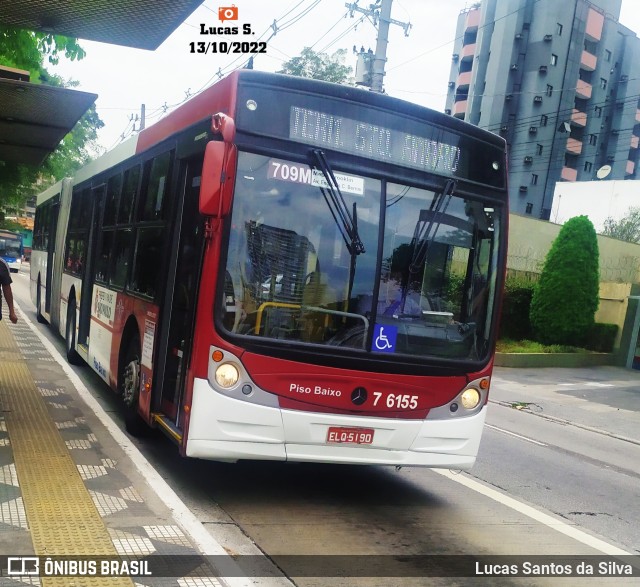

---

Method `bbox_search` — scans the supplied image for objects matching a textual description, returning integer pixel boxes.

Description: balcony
[561,167,578,181]
[465,8,480,31]
[457,70,472,89]
[566,138,583,155]
[571,108,587,126]
[453,100,467,118]
[586,8,604,42]
[627,160,635,175]
[580,50,597,72]
[461,43,476,60]
[576,79,592,99]
[631,135,639,149]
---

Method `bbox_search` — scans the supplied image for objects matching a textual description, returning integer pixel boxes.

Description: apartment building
[445,0,640,219]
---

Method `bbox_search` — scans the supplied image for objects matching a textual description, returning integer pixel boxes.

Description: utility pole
[346,0,411,93]
[140,104,145,131]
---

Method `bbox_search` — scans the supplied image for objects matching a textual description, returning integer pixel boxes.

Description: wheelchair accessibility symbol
[372,324,397,353]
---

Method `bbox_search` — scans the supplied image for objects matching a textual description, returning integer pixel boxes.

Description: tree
[277,47,352,84]
[602,207,640,244]
[0,27,103,210]
[0,28,86,73]
[529,216,600,346]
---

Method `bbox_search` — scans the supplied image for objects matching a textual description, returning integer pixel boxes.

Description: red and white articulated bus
[31,70,507,467]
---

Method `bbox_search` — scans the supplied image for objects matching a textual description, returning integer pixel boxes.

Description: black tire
[65,299,82,365]
[119,336,148,436]
[36,278,47,324]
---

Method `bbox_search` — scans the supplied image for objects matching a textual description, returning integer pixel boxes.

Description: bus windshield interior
[221,151,501,362]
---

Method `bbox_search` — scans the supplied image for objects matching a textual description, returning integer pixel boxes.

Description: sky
[51,0,640,154]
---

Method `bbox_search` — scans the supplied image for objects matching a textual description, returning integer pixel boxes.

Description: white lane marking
[435,470,632,556]
[15,303,267,587]
[485,423,547,446]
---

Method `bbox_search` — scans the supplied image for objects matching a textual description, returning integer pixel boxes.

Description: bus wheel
[65,299,82,365]
[36,278,46,324]
[120,337,147,436]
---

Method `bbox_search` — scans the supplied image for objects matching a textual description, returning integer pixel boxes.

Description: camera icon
[218,5,239,22]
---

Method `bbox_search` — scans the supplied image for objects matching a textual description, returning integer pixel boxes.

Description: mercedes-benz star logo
[351,387,367,406]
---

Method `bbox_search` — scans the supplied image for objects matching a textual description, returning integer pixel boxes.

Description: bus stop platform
[0,316,250,587]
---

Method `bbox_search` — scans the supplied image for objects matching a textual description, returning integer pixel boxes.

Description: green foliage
[530,216,600,345]
[445,272,465,307]
[0,217,24,232]
[0,27,85,79]
[496,339,589,354]
[602,206,640,244]
[0,26,102,209]
[277,47,352,83]
[584,323,618,353]
[498,277,534,340]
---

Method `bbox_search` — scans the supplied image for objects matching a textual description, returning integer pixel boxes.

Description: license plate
[326,427,374,444]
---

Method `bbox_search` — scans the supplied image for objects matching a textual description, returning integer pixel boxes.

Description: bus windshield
[221,151,501,362]
[0,236,22,259]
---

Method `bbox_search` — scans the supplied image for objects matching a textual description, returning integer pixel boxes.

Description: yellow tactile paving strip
[0,321,133,586]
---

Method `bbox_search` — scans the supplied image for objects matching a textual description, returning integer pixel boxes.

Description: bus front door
[155,157,204,430]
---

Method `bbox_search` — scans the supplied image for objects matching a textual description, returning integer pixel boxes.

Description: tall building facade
[445,0,640,219]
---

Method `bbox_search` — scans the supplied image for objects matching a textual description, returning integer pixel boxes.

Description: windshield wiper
[311,149,365,256]
[408,178,457,273]
[398,178,457,314]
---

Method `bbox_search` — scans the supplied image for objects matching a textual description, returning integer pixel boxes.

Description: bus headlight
[460,388,481,410]
[215,363,240,388]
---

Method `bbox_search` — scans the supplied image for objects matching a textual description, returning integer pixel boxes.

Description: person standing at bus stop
[0,258,18,324]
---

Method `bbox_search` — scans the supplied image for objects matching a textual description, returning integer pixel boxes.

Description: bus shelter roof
[0,76,97,166]
[0,0,204,50]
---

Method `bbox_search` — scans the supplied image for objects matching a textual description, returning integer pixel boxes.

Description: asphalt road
[9,265,640,586]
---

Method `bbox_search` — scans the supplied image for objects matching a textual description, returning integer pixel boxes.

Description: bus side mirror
[199,141,236,217]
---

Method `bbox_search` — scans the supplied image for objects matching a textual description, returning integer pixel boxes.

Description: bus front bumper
[185,377,487,468]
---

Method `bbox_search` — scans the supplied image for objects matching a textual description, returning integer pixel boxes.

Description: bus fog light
[215,363,239,388]
[461,388,480,410]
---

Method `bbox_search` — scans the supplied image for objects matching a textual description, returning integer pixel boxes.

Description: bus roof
[52,70,505,194]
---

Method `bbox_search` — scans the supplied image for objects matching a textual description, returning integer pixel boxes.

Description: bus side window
[109,229,132,289]
[104,174,122,226]
[139,152,172,221]
[130,227,164,299]
[119,165,140,224]
[95,231,114,283]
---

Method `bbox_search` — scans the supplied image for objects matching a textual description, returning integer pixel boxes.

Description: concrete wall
[597,282,632,347]
[507,213,640,349]
[508,213,640,283]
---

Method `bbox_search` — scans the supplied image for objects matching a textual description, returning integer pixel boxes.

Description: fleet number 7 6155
[373,392,418,409]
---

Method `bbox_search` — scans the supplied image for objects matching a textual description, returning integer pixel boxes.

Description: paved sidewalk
[490,365,640,444]
[0,315,252,587]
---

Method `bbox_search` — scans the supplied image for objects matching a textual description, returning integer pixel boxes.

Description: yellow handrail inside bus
[254,302,302,334]
[254,301,369,347]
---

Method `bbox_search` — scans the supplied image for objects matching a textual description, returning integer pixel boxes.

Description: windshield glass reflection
[221,152,500,362]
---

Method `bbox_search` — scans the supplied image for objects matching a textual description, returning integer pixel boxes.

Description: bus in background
[32,70,507,468]
[0,229,23,273]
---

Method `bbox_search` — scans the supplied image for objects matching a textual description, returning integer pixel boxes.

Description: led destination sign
[290,106,461,177]
[235,82,505,188]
